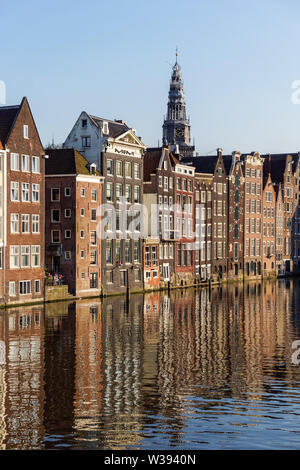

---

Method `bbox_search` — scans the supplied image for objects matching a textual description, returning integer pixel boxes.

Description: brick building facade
[0,97,45,305]
[45,148,104,297]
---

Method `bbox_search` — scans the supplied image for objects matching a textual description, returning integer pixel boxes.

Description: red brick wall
[4,98,45,304]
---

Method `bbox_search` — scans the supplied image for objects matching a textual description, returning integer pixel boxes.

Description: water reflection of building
[0,313,6,449]
[43,301,76,447]
[73,300,103,444]
[0,306,45,449]
[100,294,144,449]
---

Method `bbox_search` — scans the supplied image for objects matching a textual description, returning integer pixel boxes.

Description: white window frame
[9,281,16,297]
[32,156,40,173]
[10,246,19,269]
[11,214,19,233]
[23,125,29,139]
[22,183,30,202]
[31,245,40,267]
[11,182,19,201]
[32,183,40,202]
[19,280,31,295]
[21,245,30,268]
[21,154,30,172]
[32,214,40,233]
[21,214,30,233]
[10,153,19,171]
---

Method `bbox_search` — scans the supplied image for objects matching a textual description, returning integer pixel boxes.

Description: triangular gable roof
[46,148,101,176]
[0,105,20,146]
[143,147,174,181]
[115,129,146,148]
[0,97,44,150]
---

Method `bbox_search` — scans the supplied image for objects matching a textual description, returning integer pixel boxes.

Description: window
[65,230,71,239]
[82,119,87,128]
[90,231,97,245]
[80,188,86,197]
[159,176,163,187]
[11,182,19,201]
[10,246,19,268]
[32,215,41,235]
[80,208,85,217]
[116,161,123,177]
[20,281,31,294]
[65,209,71,218]
[106,271,113,284]
[51,209,60,222]
[80,230,85,238]
[65,251,71,260]
[34,280,41,293]
[51,230,60,243]
[106,182,113,202]
[23,125,29,139]
[107,159,113,175]
[116,239,121,263]
[32,184,40,202]
[164,176,168,191]
[31,245,40,267]
[11,214,19,233]
[134,240,140,263]
[9,282,16,297]
[11,153,19,171]
[90,273,98,288]
[134,186,140,203]
[106,239,113,263]
[120,271,126,287]
[116,183,123,202]
[125,239,131,263]
[21,246,30,267]
[134,163,140,179]
[21,155,30,172]
[91,209,97,221]
[125,162,131,178]
[91,189,97,201]
[90,250,97,265]
[32,156,40,173]
[135,269,141,281]
[80,250,85,259]
[51,188,60,201]
[82,136,91,147]
[65,187,71,197]
[125,185,131,203]
[21,183,30,202]
[21,214,30,233]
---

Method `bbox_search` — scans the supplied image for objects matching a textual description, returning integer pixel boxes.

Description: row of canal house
[1,97,300,302]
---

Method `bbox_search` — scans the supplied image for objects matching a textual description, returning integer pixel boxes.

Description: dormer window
[82,119,87,128]
[103,121,109,135]
[23,125,29,139]
[90,163,96,175]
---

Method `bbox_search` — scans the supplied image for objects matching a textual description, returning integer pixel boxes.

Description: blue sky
[2,0,300,154]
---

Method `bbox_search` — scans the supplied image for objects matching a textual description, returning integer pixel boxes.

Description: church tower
[162,52,194,157]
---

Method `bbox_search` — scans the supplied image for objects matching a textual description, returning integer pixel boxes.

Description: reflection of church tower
[162,51,194,158]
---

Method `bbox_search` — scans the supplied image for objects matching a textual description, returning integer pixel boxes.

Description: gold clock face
[175,128,184,138]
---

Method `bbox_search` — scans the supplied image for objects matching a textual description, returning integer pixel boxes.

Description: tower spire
[162,52,195,157]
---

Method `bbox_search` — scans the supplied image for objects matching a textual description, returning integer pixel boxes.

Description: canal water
[1,279,300,450]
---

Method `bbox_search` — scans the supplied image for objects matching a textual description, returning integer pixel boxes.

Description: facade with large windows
[63,112,146,295]
[45,148,104,296]
[0,97,45,304]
